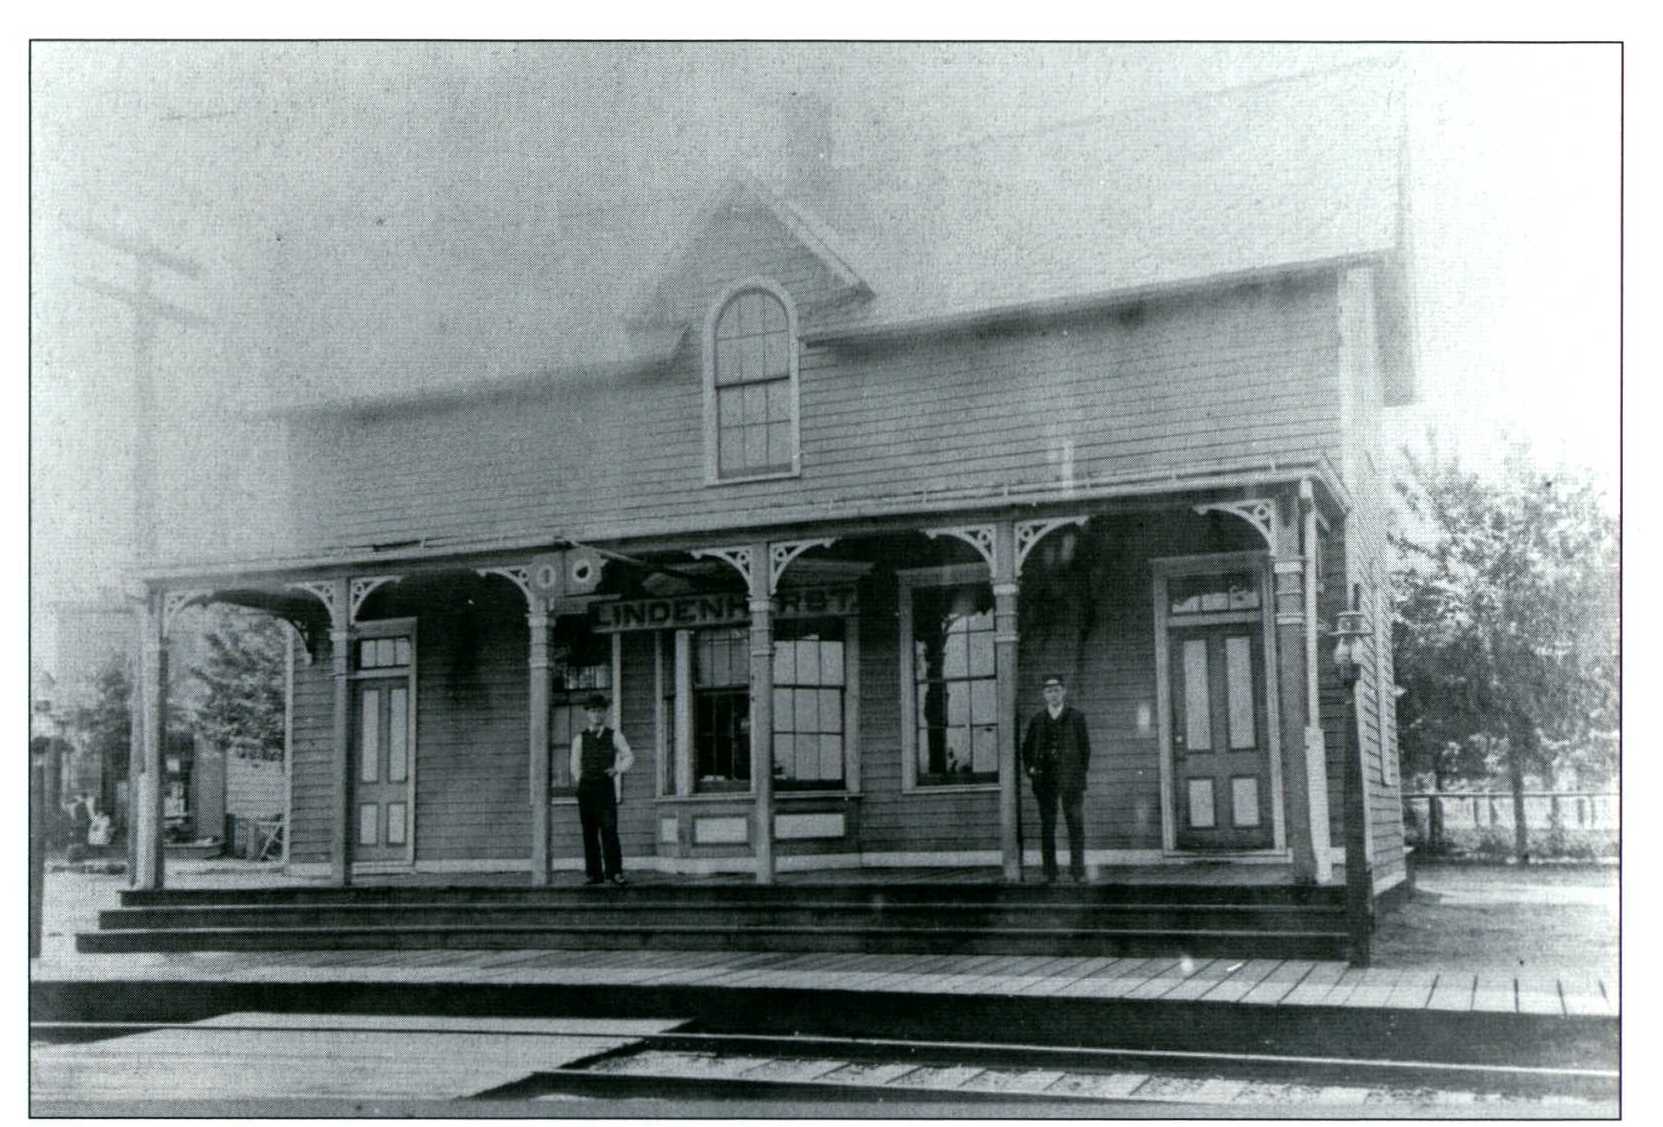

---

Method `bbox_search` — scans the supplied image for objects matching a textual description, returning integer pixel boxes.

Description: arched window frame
[703,279,802,484]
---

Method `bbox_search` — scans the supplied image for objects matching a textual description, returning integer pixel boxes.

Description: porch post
[329,577,353,887]
[1273,494,1325,884]
[1273,558,1320,883]
[133,589,167,890]
[527,610,553,885]
[747,540,776,885]
[993,521,1021,882]
[1301,481,1334,882]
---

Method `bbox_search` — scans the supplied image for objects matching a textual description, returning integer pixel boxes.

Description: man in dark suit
[1021,673,1092,883]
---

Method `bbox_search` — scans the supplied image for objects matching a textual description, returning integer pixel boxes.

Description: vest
[577,727,616,781]
[1034,711,1071,768]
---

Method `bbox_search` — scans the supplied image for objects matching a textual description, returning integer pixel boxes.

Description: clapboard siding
[290,275,1341,554]
[287,644,336,866]
[1311,266,1404,887]
[640,196,853,328]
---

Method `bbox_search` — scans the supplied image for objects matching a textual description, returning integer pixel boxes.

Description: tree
[64,654,133,784]
[1391,441,1618,860]
[190,606,287,761]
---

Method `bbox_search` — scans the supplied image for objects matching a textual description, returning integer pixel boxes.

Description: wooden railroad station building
[127,65,1415,906]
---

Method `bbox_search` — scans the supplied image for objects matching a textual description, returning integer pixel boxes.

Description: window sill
[655,792,755,804]
[706,467,801,486]
[903,782,1002,796]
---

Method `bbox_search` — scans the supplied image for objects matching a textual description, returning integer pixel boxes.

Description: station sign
[593,585,858,632]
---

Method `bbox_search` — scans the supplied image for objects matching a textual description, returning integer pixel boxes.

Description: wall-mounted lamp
[1330,607,1371,681]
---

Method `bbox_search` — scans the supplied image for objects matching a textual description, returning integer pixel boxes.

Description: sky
[26,41,1621,671]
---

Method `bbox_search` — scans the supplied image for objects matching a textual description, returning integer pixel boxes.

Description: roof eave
[799,252,1391,348]
[249,327,687,421]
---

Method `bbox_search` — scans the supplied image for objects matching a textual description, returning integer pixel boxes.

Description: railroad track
[31,1016,1618,1113]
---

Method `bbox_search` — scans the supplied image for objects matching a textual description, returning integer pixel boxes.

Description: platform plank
[965,955,1065,996]
[1516,974,1565,1016]
[1334,967,1403,1009]
[1159,957,1244,1002]
[1016,956,1118,996]
[1469,974,1515,1014]
[1190,958,1279,1003]
[1068,956,1182,999]
[1125,957,1216,1001]
[1425,972,1477,1012]
[1380,970,1440,1010]
[931,955,1017,994]
[857,954,962,991]
[1559,975,1615,1017]
[1238,959,1317,1005]
[994,956,1089,996]
[777,952,882,989]
[1277,960,1349,1006]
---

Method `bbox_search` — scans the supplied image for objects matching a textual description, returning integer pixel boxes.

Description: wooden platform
[31,946,1616,1019]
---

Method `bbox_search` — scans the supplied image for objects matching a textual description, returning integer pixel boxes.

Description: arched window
[706,284,798,481]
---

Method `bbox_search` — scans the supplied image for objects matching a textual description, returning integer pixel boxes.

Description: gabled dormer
[626,179,872,334]
[627,180,872,484]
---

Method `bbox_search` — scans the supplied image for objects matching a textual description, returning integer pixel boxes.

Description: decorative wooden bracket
[160,589,214,638]
[1193,498,1277,551]
[1014,516,1089,575]
[275,615,322,665]
[924,524,996,570]
[286,581,343,626]
[349,575,402,623]
[768,539,834,593]
[691,545,754,589]
[478,565,538,612]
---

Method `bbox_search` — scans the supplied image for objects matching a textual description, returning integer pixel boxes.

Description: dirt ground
[1371,862,1619,978]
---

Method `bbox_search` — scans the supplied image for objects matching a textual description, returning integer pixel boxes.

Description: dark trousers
[1032,777,1086,879]
[576,778,623,880]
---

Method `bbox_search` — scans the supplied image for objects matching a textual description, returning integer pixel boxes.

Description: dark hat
[1041,674,1066,688]
[582,692,610,710]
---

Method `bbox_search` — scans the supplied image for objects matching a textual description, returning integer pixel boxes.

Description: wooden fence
[1403,790,1618,858]
[1403,790,1617,832]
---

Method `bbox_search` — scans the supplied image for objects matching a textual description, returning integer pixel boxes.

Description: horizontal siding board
[292,279,1342,553]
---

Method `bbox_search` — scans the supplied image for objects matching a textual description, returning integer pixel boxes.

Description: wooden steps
[79,882,1350,960]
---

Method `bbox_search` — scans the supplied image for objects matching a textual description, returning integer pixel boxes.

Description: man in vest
[570,692,634,885]
[1021,673,1092,883]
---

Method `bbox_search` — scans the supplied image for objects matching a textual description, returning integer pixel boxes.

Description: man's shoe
[610,874,628,886]
[584,877,604,886]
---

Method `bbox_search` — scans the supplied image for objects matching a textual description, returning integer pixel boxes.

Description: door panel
[352,679,413,863]
[1171,623,1272,850]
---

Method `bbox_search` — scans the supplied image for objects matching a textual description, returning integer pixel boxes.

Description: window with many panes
[708,285,797,481]
[549,632,616,795]
[693,627,751,792]
[900,573,999,788]
[772,619,846,790]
